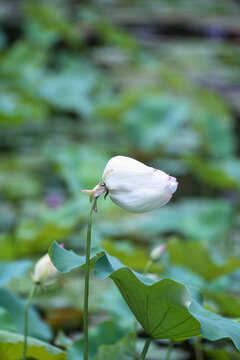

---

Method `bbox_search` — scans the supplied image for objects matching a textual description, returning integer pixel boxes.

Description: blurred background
[0,0,240,359]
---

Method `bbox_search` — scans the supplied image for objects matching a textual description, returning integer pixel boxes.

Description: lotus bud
[150,243,167,262]
[31,245,64,285]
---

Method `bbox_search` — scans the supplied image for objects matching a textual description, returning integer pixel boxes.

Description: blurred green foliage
[0,0,240,358]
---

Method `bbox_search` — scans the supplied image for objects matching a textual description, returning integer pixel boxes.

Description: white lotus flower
[81,156,178,213]
[32,253,58,285]
[102,156,178,212]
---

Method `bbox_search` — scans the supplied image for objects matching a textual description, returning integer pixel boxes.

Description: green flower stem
[133,259,153,358]
[139,337,151,360]
[23,284,37,360]
[133,320,138,359]
[194,337,203,360]
[84,198,97,360]
[165,340,174,360]
[143,260,153,274]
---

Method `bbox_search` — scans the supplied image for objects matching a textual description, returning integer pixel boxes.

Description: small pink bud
[150,244,167,262]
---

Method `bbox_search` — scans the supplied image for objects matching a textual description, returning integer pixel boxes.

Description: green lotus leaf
[0,330,66,360]
[189,299,240,351]
[0,288,52,341]
[49,241,104,273]
[94,253,240,350]
[0,260,32,286]
[94,253,200,340]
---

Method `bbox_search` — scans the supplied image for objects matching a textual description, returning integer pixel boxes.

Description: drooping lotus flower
[81,156,178,213]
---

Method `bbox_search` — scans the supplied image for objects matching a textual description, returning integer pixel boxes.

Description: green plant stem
[165,340,174,360]
[139,337,151,360]
[23,284,37,360]
[133,259,153,358]
[194,337,203,360]
[84,198,97,360]
[143,260,153,274]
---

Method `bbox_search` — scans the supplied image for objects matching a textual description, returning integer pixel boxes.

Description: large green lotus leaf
[94,332,134,360]
[0,330,66,360]
[49,241,104,273]
[94,253,200,340]
[167,239,240,280]
[189,299,240,351]
[94,254,240,350]
[0,288,52,341]
[0,260,32,286]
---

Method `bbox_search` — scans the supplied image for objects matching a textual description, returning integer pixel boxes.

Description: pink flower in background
[46,192,64,209]
[150,243,167,262]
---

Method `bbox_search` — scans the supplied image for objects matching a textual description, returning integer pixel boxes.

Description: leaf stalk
[23,284,37,360]
[165,340,174,360]
[83,198,97,360]
[139,337,151,360]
